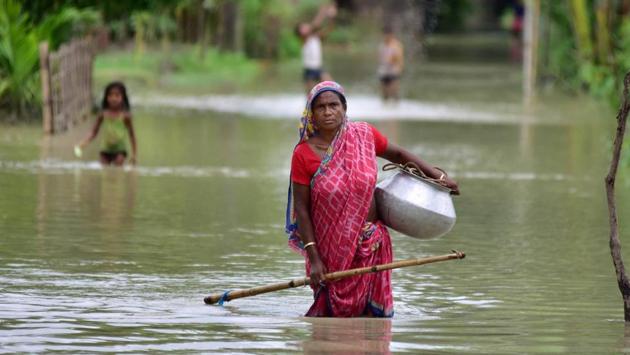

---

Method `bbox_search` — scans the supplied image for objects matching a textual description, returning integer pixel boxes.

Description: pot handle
[382,162,451,188]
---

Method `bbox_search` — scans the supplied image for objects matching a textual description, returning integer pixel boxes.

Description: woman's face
[312,91,345,133]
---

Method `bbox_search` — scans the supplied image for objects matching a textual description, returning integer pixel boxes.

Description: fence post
[39,42,53,134]
[523,0,540,104]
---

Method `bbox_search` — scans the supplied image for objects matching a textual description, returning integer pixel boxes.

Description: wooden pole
[39,42,53,134]
[523,0,540,104]
[204,251,466,305]
[606,73,630,321]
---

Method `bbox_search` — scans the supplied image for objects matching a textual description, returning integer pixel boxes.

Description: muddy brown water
[2,36,628,353]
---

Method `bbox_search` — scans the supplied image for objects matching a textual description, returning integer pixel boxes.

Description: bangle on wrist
[434,167,447,181]
[303,241,316,249]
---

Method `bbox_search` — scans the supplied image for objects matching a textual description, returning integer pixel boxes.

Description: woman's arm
[124,113,137,165]
[379,142,460,194]
[78,113,104,147]
[293,183,327,287]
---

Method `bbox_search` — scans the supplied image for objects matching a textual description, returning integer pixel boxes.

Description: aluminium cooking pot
[375,163,456,239]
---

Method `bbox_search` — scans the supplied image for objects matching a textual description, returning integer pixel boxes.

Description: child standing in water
[378,25,404,102]
[76,82,137,166]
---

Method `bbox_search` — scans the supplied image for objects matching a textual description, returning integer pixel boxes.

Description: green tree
[542,0,630,105]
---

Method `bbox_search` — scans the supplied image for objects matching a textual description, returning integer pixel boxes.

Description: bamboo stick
[204,250,465,305]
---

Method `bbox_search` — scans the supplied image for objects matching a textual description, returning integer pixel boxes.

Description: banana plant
[0,0,40,114]
[0,0,100,116]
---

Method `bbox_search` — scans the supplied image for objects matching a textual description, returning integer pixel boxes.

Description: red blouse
[291,124,388,185]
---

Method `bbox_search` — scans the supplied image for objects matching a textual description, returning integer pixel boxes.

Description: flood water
[2,36,629,353]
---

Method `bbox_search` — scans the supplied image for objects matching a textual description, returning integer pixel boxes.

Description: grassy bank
[94,44,304,96]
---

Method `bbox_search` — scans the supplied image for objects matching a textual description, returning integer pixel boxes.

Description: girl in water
[76,82,137,166]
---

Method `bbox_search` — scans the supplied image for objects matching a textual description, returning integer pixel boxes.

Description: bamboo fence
[39,38,95,134]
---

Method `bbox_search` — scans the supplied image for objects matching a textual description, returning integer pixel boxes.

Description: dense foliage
[2,0,340,118]
[15,0,626,118]
[0,0,100,117]
[542,0,630,106]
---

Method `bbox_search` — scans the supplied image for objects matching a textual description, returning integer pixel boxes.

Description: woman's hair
[312,90,347,111]
[101,81,130,110]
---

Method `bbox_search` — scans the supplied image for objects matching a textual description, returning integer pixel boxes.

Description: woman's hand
[380,143,460,195]
[443,176,460,195]
[309,252,327,288]
[129,156,137,166]
[77,139,89,148]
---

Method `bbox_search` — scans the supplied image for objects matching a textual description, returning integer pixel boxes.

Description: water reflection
[35,156,137,261]
[620,324,630,352]
[302,318,392,354]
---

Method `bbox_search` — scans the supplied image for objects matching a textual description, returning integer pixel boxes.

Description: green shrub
[94,46,261,92]
[0,0,100,116]
[277,28,301,59]
[0,0,42,114]
[542,1,630,106]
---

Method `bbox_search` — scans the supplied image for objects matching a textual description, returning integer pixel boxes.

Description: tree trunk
[134,20,145,59]
[198,0,207,60]
[595,0,612,66]
[221,0,238,52]
[606,72,630,322]
[233,1,243,53]
[569,0,594,62]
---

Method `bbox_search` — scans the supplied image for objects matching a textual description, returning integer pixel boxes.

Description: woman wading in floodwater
[286,81,459,317]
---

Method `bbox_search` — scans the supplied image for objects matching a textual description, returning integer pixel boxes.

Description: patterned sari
[286,81,394,317]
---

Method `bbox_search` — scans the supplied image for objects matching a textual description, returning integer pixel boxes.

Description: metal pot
[375,165,456,239]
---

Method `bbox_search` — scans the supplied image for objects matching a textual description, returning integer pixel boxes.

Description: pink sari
[290,120,394,317]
